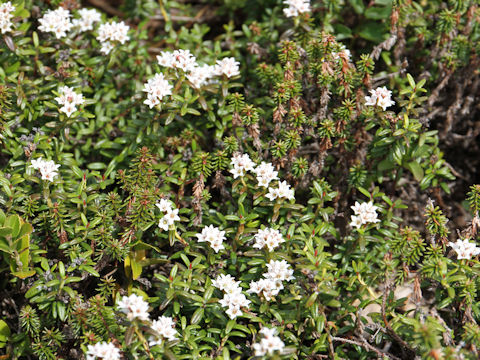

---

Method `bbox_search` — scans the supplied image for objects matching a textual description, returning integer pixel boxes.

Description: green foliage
[0,0,479,359]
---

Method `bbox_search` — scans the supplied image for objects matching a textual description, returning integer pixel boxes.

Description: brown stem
[331,336,401,360]
[381,276,417,359]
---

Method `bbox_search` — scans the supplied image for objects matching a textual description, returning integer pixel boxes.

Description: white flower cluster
[195,225,226,253]
[214,57,241,78]
[156,50,240,90]
[187,64,217,89]
[253,228,285,251]
[212,274,251,319]
[72,8,101,32]
[30,158,60,182]
[38,7,73,39]
[283,0,311,17]
[149,316,178,347]
[143,73,173,109]
[157,49,198,72]
[448,239,480,260]
[266,180,295,201]
[117,294,150,321]
[350,201,380,229]
[248,260,294,301]
[54,86,84,117]
[145,50,240,107]
[253,327,285,357]
[253,162,278,188]
[229,153,255,179]
[96,21,129,54]
[0,2,15,34]
[228,154,294,201]
[365,86,395,111]
[86,341,121,360]
[156,198,180,231]
[116,294,177,347]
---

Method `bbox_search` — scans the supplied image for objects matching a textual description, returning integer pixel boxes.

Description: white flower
[38,7,73,39]
[254,162,278,188]
[258,279,282,301]
[195,225,226,253]
[225,305,242,319]
[259,327,278,339]
[30,158,44,170]
[117,294,150,321]
[266,181,295,201]
[350,201,380,228]
[448,239,480,260]
[214,57,240,78]
[157,51,175,67]
[247,260,293,301]
[157,49,197,72]
[247,280,264,295]
[365,86,395,111]
[60,103,76,117]
[73,8,101,32]
[253,228,285,251]
[229,153,255,178]
[283,0,310,17]
[247,278,283,301]
[265,259,295,282]
[156,198,172,212]
[209,237,225,253]
[158,217,170,231]
[143,73,172,108]
[86,341,121,360]
[350,215,363,229]
[277,181,295,200]
[266,187,279,201]
[219,292,250,309]
[100,41,114,55]
[212,274,241,294]
[0,2,15,34]
[30,157,60,182]
[164,208,180,225]
[55,86,84,118]
[187,64,216,89]
[96,21,129,53]
[213,274,250,319]
[149,316,177,347]
[229,166,244,179]
[253,327,285,356]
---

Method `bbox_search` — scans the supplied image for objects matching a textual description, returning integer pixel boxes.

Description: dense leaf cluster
[0,0,479,359]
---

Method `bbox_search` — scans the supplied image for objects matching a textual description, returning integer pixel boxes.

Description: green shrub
[0,0,479,359]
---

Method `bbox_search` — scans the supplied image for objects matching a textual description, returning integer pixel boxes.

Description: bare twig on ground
[331,336,401,360]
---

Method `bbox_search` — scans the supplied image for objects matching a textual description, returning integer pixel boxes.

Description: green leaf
[357,22,387,43]
[306,292,318,308]
[407,73,416,88]
[6,216,20,238]
[0,227,12,237]
[406,161,424,182]
[349,0,365,13]
[57,302,66,321]
[81,266,100,277]
[17,227,32,249]
[0,320,10,340]
[365,6,392,20]
[191,308,204,325]
[12,269,36,279]
[226,319,236,334]
[87,162,107,170]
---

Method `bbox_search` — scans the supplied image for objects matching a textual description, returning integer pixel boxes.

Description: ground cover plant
[0,0,480,359]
